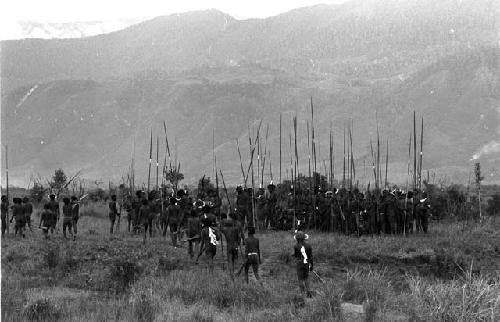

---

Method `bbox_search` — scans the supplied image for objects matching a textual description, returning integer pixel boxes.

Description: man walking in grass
[167,196,183,248]
[12,198,26,238]
[1,195,9,238]
[186,207,201,258]
[71,196,80,236]
[294,231,313,297]
[47,194,60,231]
[109,195,118,234]
[221,212,245,277]
[22,197,34,233]
[138,198,151,243]
[196,217,220,273]
[243,226,261,284]
[62,197,75,240]
[39,204,54,239]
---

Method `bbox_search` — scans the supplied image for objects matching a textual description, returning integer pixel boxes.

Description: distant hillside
[1,0,499,186]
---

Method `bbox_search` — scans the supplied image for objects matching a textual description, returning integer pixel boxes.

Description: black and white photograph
[1,0,499,320]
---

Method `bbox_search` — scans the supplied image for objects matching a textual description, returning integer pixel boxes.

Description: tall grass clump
[405,270,500,321]
[23,297,62,321]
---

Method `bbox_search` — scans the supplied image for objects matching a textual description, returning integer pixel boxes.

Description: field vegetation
[2,202,500,321]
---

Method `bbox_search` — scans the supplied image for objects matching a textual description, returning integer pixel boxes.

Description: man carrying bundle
[196,216,220,273]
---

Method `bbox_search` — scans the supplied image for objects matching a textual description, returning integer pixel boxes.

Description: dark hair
[111,195,117,200]
[248,227,255,235]
[63,197,70,204]
[220,213,227,219]
[71,196,77,201]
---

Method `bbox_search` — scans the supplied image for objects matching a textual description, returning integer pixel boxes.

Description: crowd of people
[1,181,432,297]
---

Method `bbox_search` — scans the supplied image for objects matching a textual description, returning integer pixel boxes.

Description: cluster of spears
[120,98,432,240]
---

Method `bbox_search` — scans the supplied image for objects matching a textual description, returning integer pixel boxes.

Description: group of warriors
[233,182,431,236]
[1,194,80,240]
[1,179,430,297]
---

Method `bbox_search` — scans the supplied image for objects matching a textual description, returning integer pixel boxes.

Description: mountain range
[1,0,499,187]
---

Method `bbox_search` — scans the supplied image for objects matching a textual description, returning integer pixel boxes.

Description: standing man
[138,199,151,243]
[39,204,53,239]
[186,207,201,258]
[109,195,118,234]
[167,196,183,247]
[12,198,26,238]
[71,196,80,236]
[243,227,261,284]
[221,212,245,277]
[62,197,74,240]
[196,217,221,273]
[1,195,9,238]
[47,194,60,231]
[294,231,313,297]
[22,197,34,233]
[265,182,278,229]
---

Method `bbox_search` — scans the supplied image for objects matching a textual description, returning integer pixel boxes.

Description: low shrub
[23,298,61,321]
[109,260,143,294]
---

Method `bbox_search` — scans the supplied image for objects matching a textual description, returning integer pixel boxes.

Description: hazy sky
[0,0,348,39]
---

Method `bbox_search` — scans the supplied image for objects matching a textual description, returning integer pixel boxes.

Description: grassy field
[2,202,500,321]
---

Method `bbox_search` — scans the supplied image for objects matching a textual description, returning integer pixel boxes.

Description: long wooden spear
[293,116,298,230]
[376,113,381,192]
[156,137,159,190]
[235,138,246,187]
[5,145,9,201]
[413,111,417,231]
[219,170,232,211]
[350,120,355,189]
[261,124,269,188]
[163,121,172,170]
[311,97,317,188]
[147,129,153,194]
[279,113,282,183]
[343,126,346,188]
[307,121,312,195]
[385,139,389,189]
[419,116,424,189]
[5,144,9,231]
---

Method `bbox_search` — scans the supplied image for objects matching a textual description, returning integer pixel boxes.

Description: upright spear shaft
[5,145,9,202]
[376,114,381,192]
[413,111,417,231]
[307,120,312,200]
[156,137,159,190]
[385,139,389,189]
[236,138,246,187]
[311,97,316,187]
[413,111,417,191]
[279,113,282,183]
[419,116,424,189]
[343,126,346,188]
[293,116,298,230]
[147,129,153,194]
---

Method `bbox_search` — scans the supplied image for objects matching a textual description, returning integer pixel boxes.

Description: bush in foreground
[23,297,61,321]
